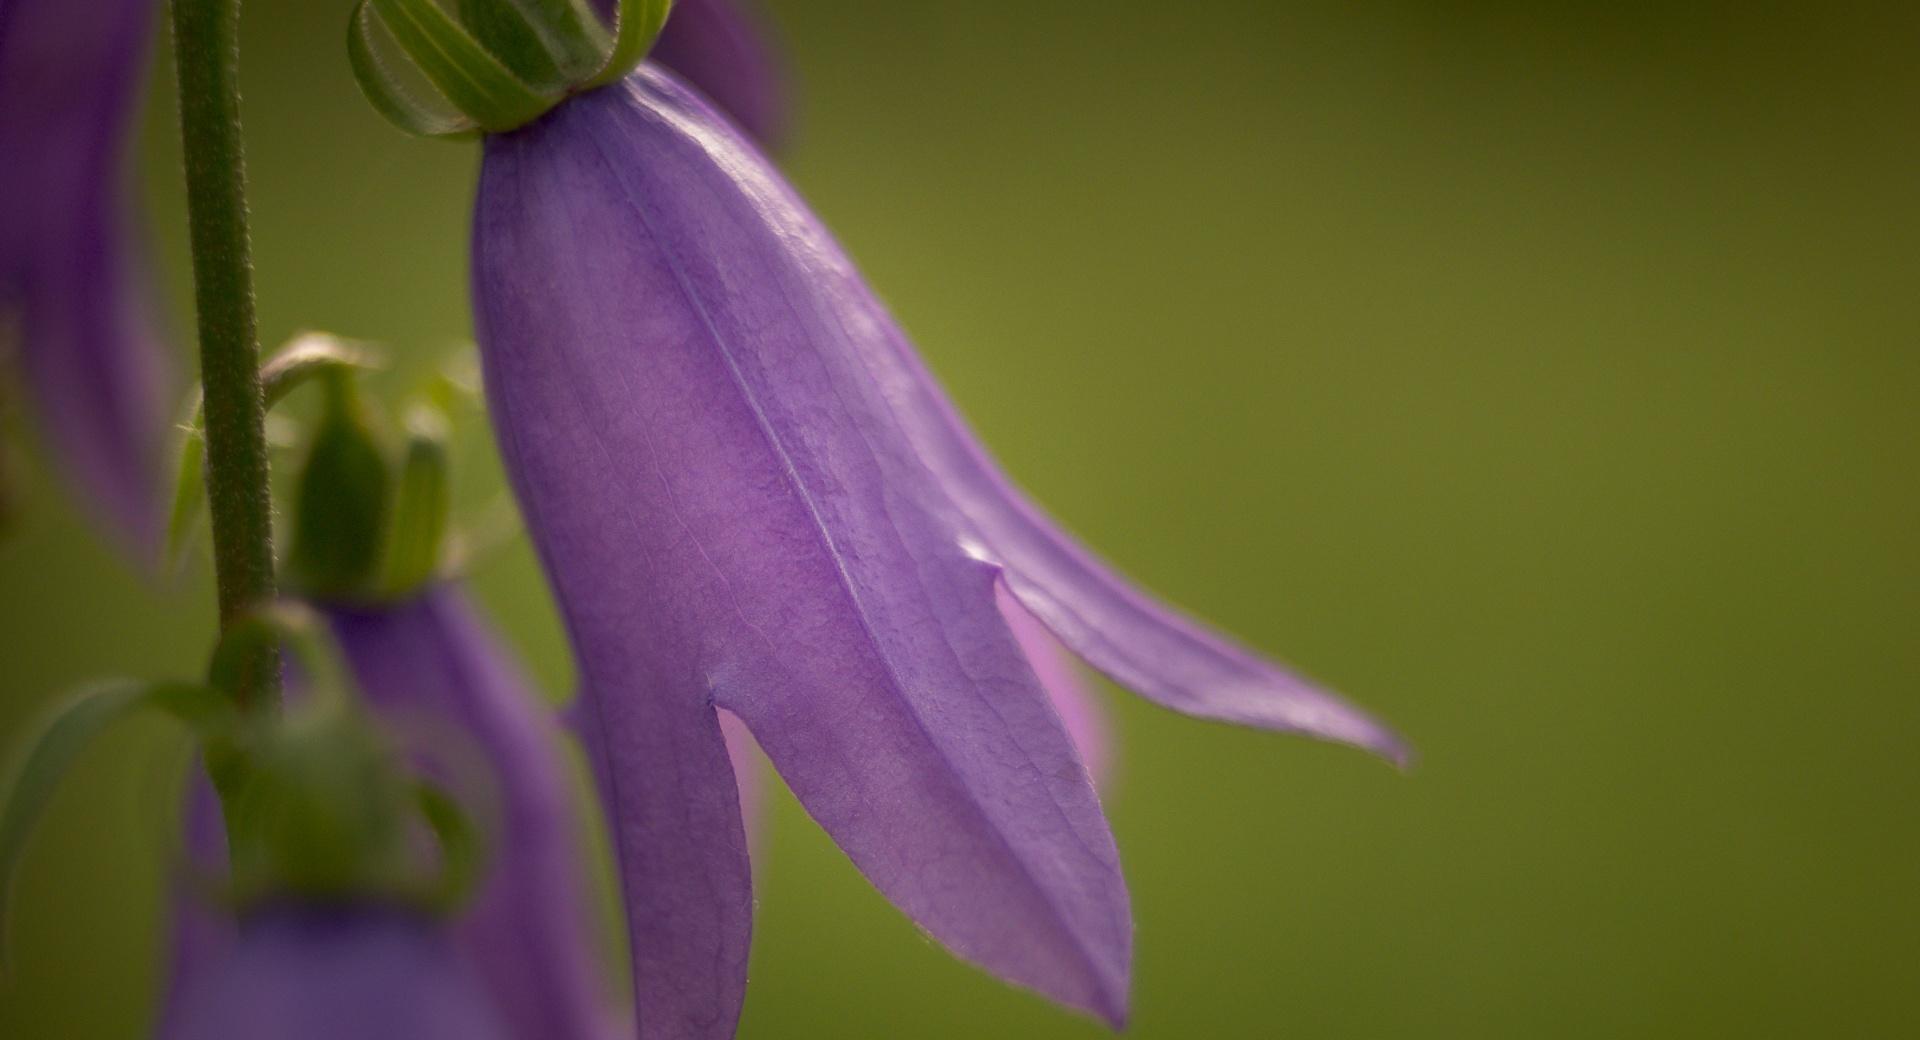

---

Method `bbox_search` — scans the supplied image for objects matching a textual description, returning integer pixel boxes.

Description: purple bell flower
[0,0,173,550]
[324,588,618,1040]
[471,67,1405,1036]
[163,905,512,1040]
[160,587,618,1040]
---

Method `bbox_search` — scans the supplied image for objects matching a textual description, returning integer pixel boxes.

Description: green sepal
[168,335,384,568]
[514,0,614,80]
[379,402,453,598]
[364,0,558,133]
[414,780,485,912]
[348,2,480,139]
[0,679,227,965]
[286,372,392,601]
[208,602,356,710]
[587,0,674,88]
[222,700,417,907]
[456,0,584,92]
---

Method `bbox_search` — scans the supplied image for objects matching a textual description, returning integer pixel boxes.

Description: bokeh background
[3,1,1917,1035]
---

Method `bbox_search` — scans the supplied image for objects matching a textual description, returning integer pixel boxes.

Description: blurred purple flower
[0,0,173,550]
[160,587,618,1040]
[595,0,789,146]
[471,69,1405,1036]
[163,905,511,1040]
[325,589,617,1040]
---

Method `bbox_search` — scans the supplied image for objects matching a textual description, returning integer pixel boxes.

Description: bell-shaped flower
[0,0,173,549]
[471,67,1405,1038]
[323,588,619,1040]
[158,587,623,1040]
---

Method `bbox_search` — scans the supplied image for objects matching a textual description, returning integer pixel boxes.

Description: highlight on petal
[718,709,764,852]
[0,0,174,552]
[164,905,511,1040]
[323,588,617,1040]
[474,71,1129,1028]
[589,0,789,146]
[998,581,1113,788]
[647,0,789,147]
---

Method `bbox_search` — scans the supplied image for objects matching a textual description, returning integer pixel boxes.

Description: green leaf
[165,420,208,568]
[0,680,222,965]
[586,0,674,88]
[380,402,453,597]
[168,335,386,568]
[369,0,558,132]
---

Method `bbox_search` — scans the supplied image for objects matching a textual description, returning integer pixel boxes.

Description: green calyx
[211,605,486,914]
[170,333,481,607]
[349,0,675,137]
[284,368,460,608]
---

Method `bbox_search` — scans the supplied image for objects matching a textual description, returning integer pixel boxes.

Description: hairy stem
[170,0,279,711]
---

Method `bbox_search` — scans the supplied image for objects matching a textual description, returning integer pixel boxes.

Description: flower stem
[169,0,279,712]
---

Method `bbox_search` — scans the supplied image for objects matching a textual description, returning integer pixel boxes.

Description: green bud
[379,402,454,598]
[287,372,391,601]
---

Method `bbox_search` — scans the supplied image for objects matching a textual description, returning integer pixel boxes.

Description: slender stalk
[170,0,279,711]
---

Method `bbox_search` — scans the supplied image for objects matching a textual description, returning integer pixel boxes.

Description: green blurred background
[3,0,1917,1035]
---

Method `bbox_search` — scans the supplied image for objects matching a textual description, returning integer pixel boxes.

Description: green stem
[170,0,279,712]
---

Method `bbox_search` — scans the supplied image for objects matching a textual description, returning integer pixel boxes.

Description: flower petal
[156,777,231,1039]
[165,906,511,1040]
[0,0,173,552]
[325,589,618,1040]
[473,72,1129,1026]
[588,0,789,147]
[998,581,1113,787]
[647,0,788,147]
[719,709,764,852]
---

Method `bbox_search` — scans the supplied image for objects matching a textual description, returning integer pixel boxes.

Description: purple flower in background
[324,589,617,1040]
[590,0,787,147]
[472,68,1405,1037]
[646,0,789,147]
[164,905,511,1040]
[161,587,619,1040]
[0,0,173,550]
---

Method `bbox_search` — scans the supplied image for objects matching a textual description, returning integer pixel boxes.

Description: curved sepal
[361,0,557,133]
[586,0,673,87]
[348,1,480,140]
[376,403,453,597]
